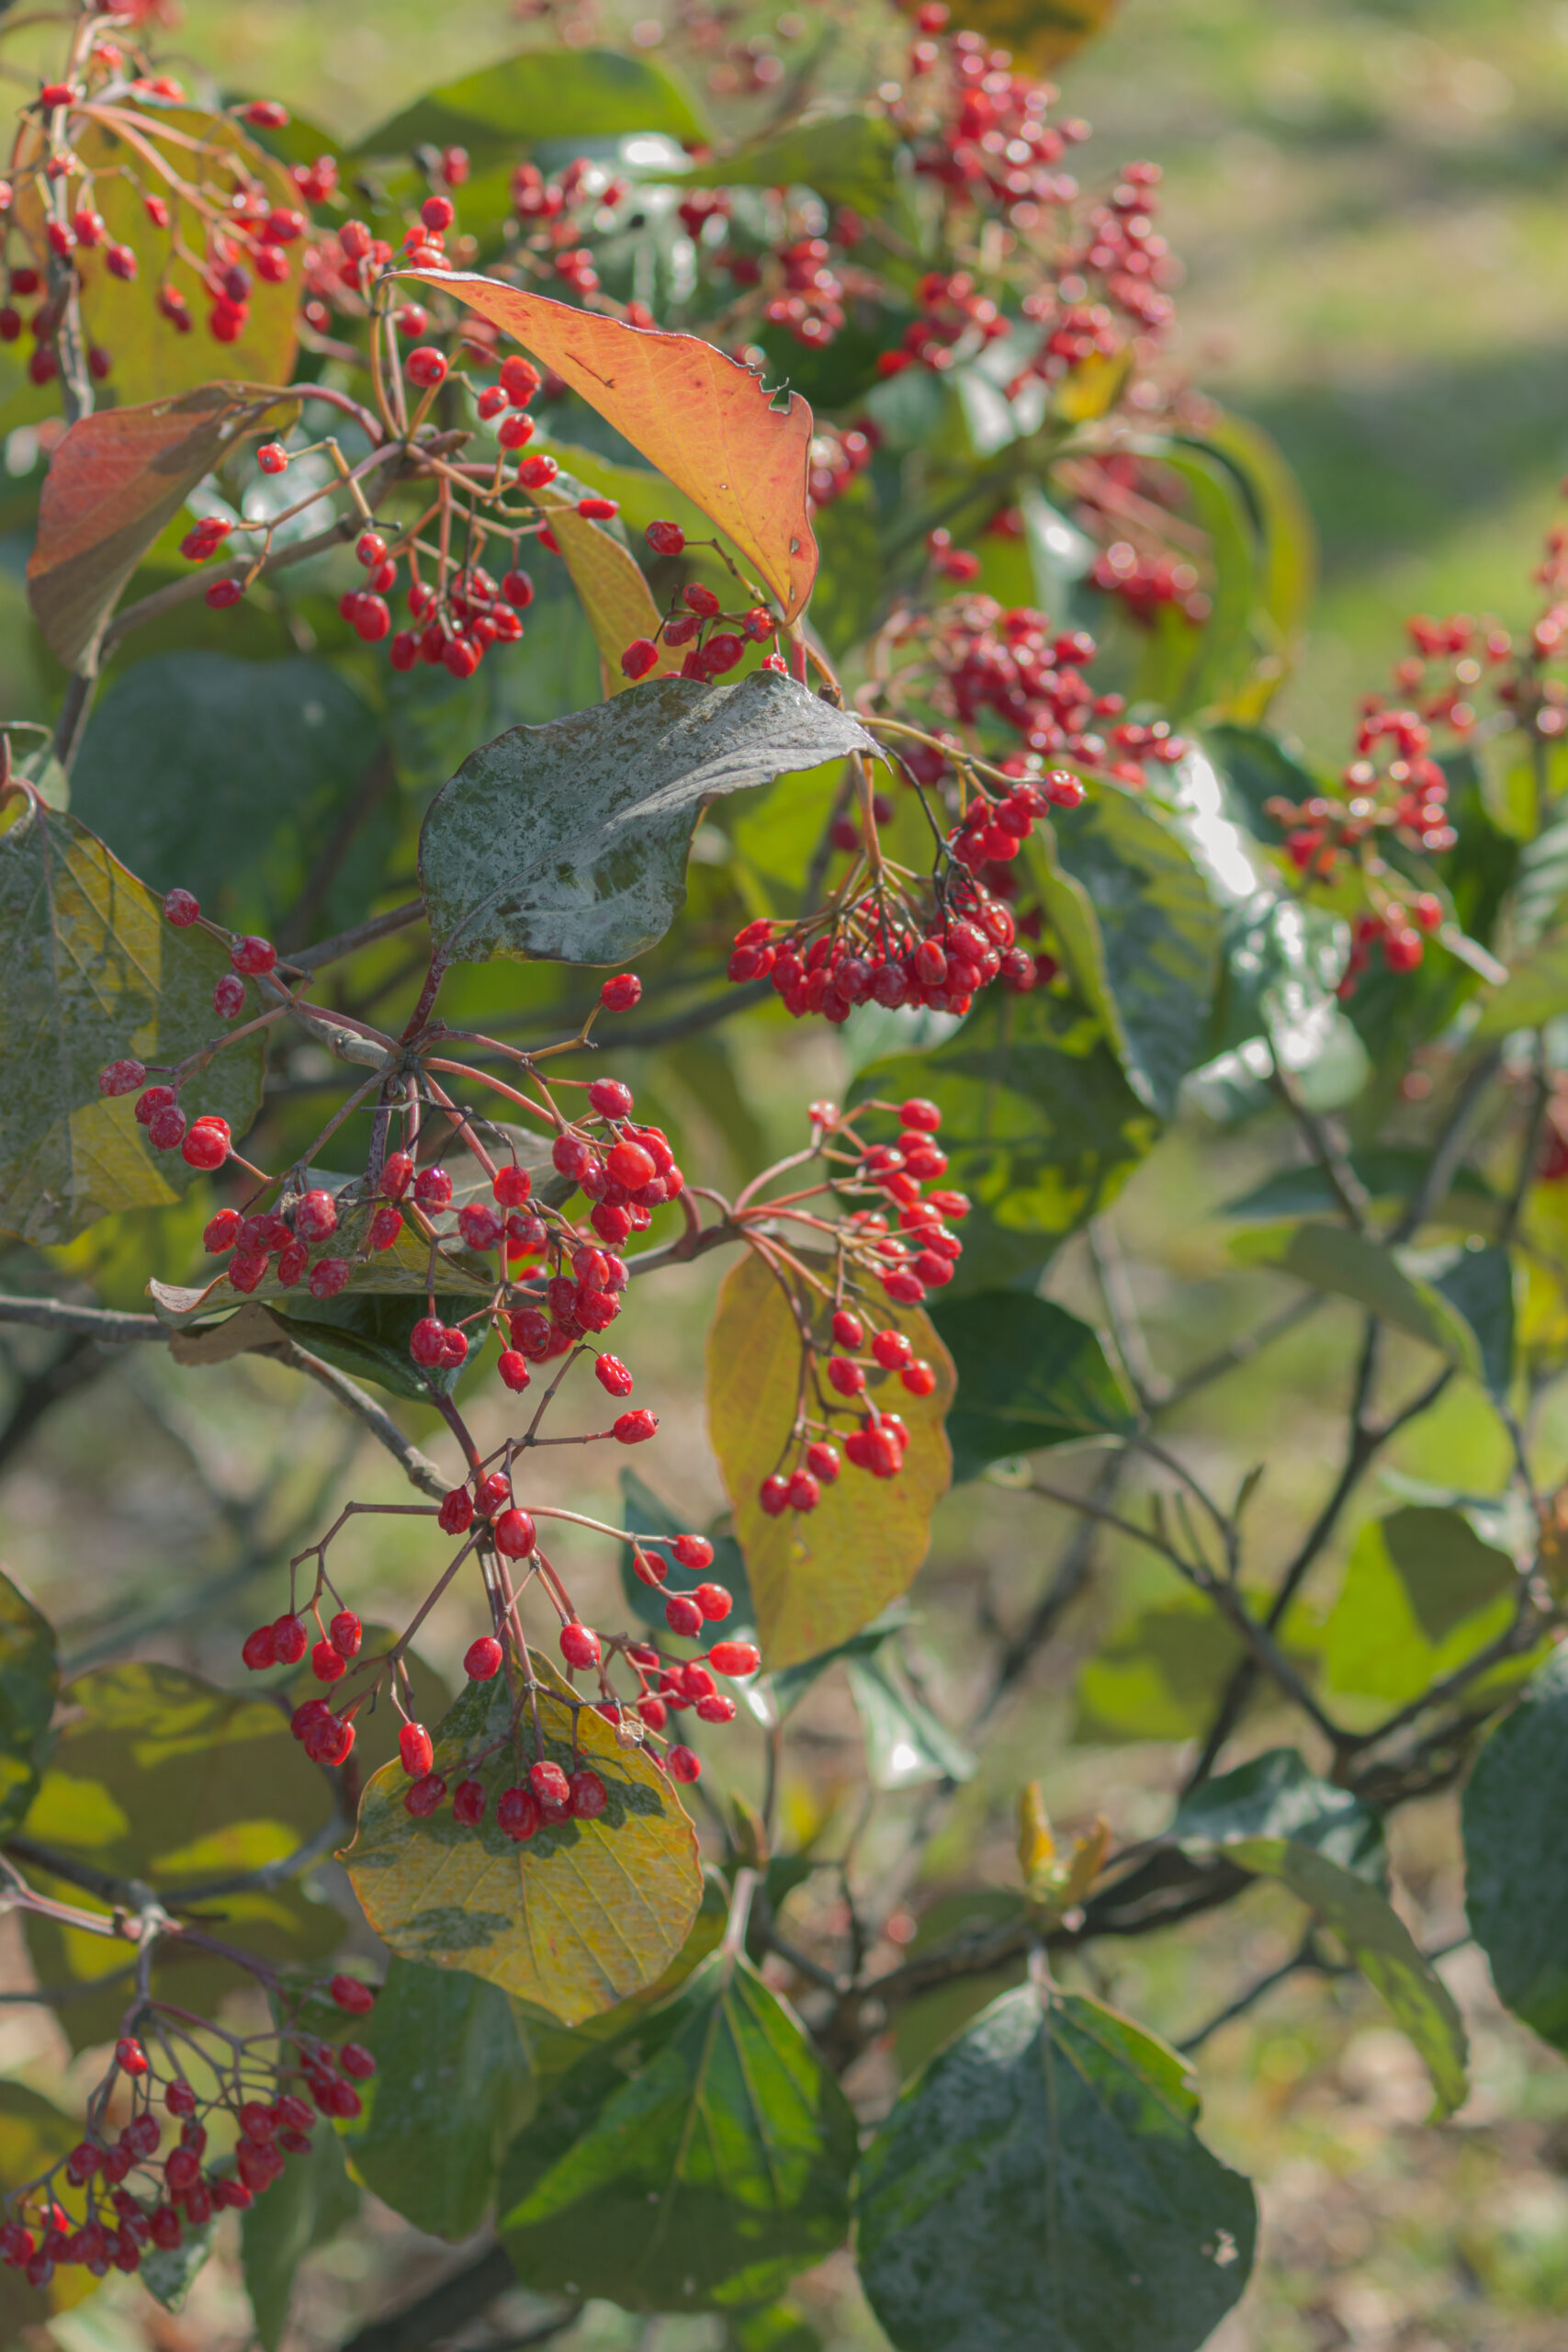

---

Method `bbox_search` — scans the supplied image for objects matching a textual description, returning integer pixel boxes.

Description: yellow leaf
[536,478,664,697]
[705,1249,954,1668]
[945,0,1115,69]
[1018,1781,1055,1894]
[342,1663,702,2027]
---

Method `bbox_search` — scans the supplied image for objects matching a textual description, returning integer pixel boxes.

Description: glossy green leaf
[1201,721,1328,835]
[357,47,707,157]
[856,1982,1257,2352]
[19,1661,341,2049]
[498,1942,857,2311]
[1465,1645,1568,2051]
[266,1291,485,1403]
[1039,786,1223,1117]
[73,654,389,936]
[336,1958,533,2242]
[852,988,1157,1294]
[844,1651,976,1787]
[0,1568,57,1841]
[1216,1838,1468,2118]
[617,1467,753,1632]
[419,673,875,967]
[1172,1747,1385,1883]
[930,1288,1134,1481]
[242,2126,359,2352]
[0,797,267,1247]
[1322,1511,1522,1709]
[685,109,902,215]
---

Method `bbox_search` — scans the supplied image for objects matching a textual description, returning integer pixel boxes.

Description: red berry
[421,194,456,232]
[787,1469,820,1512]
[832,1308,864,1348]
[828,1355,866,1396]
[621,638,659,680]
[601,974,642,1011]
[115,2037,149,2076]
[493,1163,533,1206]
[501,568,535,608]
[615,1408,658,1443]
[439,1487,475,1533]
[570,1769,608,1818]
[595,1353,634,1396]
[476,1472,511,1516]
[212,972,245,1018]
[205,1208,242,1254]
[637,1695,668,1729]
[294,1188,338,1243]
[272,1613,308,1663]
[667,1745,701,1782]
[412,1164,452,1207]
[760,1473,790,1515]
[329,1610,362,1659]
[382,1151,415,1199]
[501,355,542,403]
[578,495,619,521]
[339,2041,377,2079]
[406,345,447,389]
[901,1359,937,1396]
[164,888,200,926]
[632,1546,667,1587]
[607,1136,656,1187]
[242,1625,276,1671]
[404,1773,446,1816]
[696,1692,737,1724]
[667,1535,710,1575]
[464,1634,502,1680]
[329,1974,376,2014]
[694,1581,732,1621]
[231,934,276,976]
[312,1639,345,1683]
[410,1317,447,1366]
[709,1639,761,1677]
[399,1723,434,1778]
[498,1784,540,1841]
[256,441,288,474]
[98,1057,148,1096]
[498,1349,532,1393]
[559,1622,601,1669]
[453,1779,486,1825]
[181,1122,228,1170]
[148,1103,187,1151]
[309,1258,351,1298]
[683,582,721,616]
[530,1759,570,1807]
[494,1506,537,1558]
[665,1593,704,1638]
[517,452,558,488]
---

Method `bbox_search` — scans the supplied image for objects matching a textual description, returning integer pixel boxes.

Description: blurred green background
[6,4,1568,2349]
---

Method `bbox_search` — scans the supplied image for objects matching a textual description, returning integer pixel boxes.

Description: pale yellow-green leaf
[536,479,664,696]
[343,1665,702,2027]
[705,1250,954,1668]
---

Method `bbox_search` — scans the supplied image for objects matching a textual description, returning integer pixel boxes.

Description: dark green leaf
[357,47,708,158]
[1426,1239,1515,1399]
[1238,1223,1489,1378]
[1465,1645,1568,2051]
[141,2215,216,2311]
[499,1943,856,2311]
[0,1568,57,1841]
[242,2121,359,2351]
[844,1650,975,1787]
[72,654,390,936]
[852,987,1157,1294]
[685,110,901,215]
[267,1291,481,1404]
[1216,1838,1468,2117]
[1378,1505,1518,1646]
[0,798,266,1246]
[1172,1747,1384,1883]
[931,1289,1134,1481]
[1201,722,1328,837]
[1220,1149,1497,1227]
[419,673,875,967]
[1073,1593,1249,1745]
[617,1466,753,1631]
[856,1982,1257,2352]
[1039,786,1222,1118]
[337,1958,534,2242]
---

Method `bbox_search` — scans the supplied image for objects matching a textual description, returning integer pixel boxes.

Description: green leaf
[141,2215,216,2311]
[1177,411,1315,674]
[852,987,1158,1295]
[1220,1149,1497,1228]
[732,2303,823,2352]
[1473,936,1568,1036]
[1239,1222,1492,1380]
[336,1957,533,2242]
[1201,721,1327,835]
[764,1605,913,1717]
[19,1661,341,2050]
[343,1664,703,2027]
[684,109,902,216]
[498,1942,857,2311]
[1216,1839,1469,2119]
[1464,1645,1568,2052]
[0,1569,56,1841]
[1073,1592,1248,1746]
[242,2124,359,2352]
[844,1650,975,1787]
[1038,786,1223,1118]
[1321,1510,1522,1708]
[856,1982,1257,2352]
[930,1288,1134,1481]
[1172,1747,1385,1882]
[1424,1239,1516,1399]
[72,654,389,936]
[357,47,708,158]
[0,797,267,1247]
[266,1292,482,1404]
[1477,729,1540,842]
[419,673,875,967]
[617,1467,753,1632]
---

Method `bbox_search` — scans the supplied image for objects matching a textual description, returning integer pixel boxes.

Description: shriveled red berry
[242,1624,276,1670]
[328,1610,362,1660]
[464,1634,503,1680]
[498,1784,540,1840]
[399,1723,434,1778]
[594,1353,634,1396]
[99,1057,147,1096]
[272,1613,308,1663]
[614,1408,657,1443]
[309,1258,351,1298]
[312,1639,345,1682]
[570,1769,608,1818]
[453,1778,486,1826]
[164,887,200,926]
[439,1487,475,1534]
[404,1772,446,1816]
[530,1759,570,1807]
[498,1349,532,1394]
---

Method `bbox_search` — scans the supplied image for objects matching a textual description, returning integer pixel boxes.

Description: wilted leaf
[1465,1645,1568,2051]
[419,670,874,966]
[358,46,707,157]
[853,989,1157,1294]
[856,1981,1257,2352]
[498,1942,856,2310]
[0,1568,58,1841]
[242,2124,359,2352]
[336,1957,533,2241]
[343,1665,702,2026]
[28,385,293,669]
[706,1249,954,1669]
[0,798,266,1246]
[930,1289,1133,1481]
[407,270,818,618]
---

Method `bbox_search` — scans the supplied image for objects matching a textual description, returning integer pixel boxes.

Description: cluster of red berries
[1089,541,1212,628]
[620,522,784,681]
[0,1981,378,2289]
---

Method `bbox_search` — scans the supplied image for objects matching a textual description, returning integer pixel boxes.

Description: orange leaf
[27,381,294,670]
[405,270,818,621]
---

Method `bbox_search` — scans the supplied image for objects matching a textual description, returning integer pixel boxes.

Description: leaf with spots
[856,1981,1257,2352]
[497,1937,856,2311]
[705,1248,954,1669]
[342,1664,702,2026]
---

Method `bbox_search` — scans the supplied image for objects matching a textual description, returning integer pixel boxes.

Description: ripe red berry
[614,1408,658,1443]
[901,1359,937,1396]
[409,1317,447,1366]
[498,1784,540,1841]
[421,194,456,232]
[339,2041,378,2080]
[492,1164,532,1208]
[683,582,721,616]
[312,1639,345,1683]
[667,1745,701,1782]
[272,1613,308,1663]
[381,1151,415,1199]
[807,1440,841,1482]
[256,441,288,474]
[494,1506,537,1558]
[694,1582,732,1622]
[607,1136,656,1187]
[637,1695,668,1729]
[501,568,535,608]
[530,1758,570,1808]
[212,971,246,1018]
[329,1610,362,1660]
[148,1103,188,1151]
[399,1723,434,1778]
[828,1355,866,1396]
[476,1471,511,1515]
[832,1308,864,1348]
[578,495,619,521]
[115,2038,149,2076]
[570,1769,608,1819]
[453,1778,486,1825]
[406,345,447,388]
[665,1593,704,1638]
[242,1625,276,1670]
[164,888,200,925]
[309,1258,351,1298]
[500,354,542,403]
[181,1121,229,1170]
[205,1208,242,1254]
[900,1097,941,1133]
[439,1487,475,1534]
[517,452,558,488]
[498,1349,532,1393]
[592,1354,633,1398]
[632,1546,667,1586]
[458,1202,504,1250]
[231,934,276,976]
[709,1639,761,1677]
[696,1692,737,1724]
[404,1772,446,1816]
[760,1473,790,1515]
[329,1973,376,2014]
[621,638,659,680]
[294,1188,338,1243]
[98,1057,148,1096]
[559,1622,601,1669]
[464,1634,502,1680]
[412,1164,452,1207]
[787,1469,820,1512]
[600,973,642,1011]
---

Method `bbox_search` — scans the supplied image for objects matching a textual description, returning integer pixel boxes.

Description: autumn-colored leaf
[535,477,665,695]
[404,271,818,620]
[342,1663,703,2026]
[706,1249,955,1668]
[28,383,294,670]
